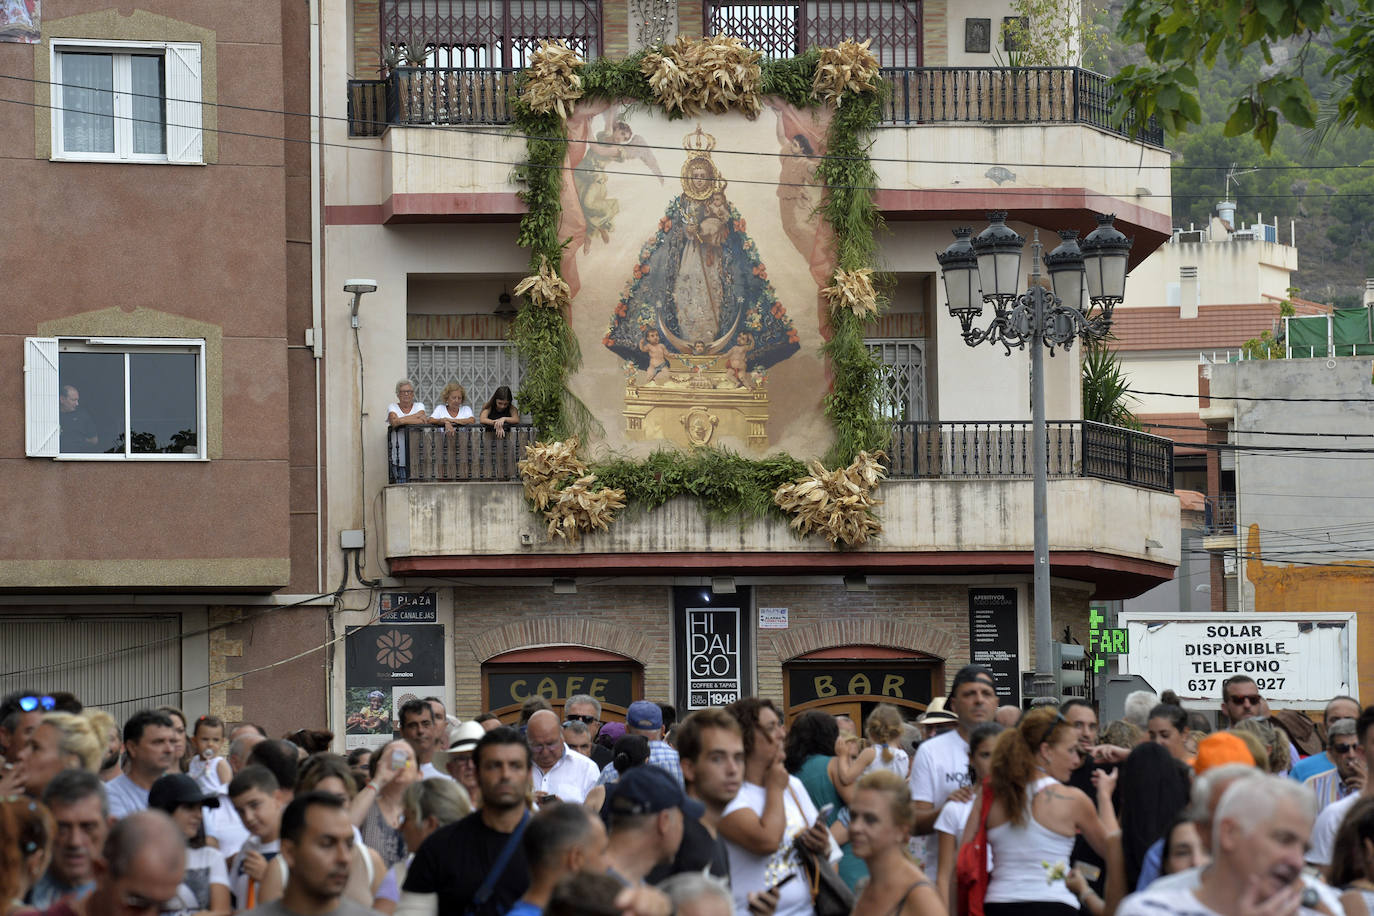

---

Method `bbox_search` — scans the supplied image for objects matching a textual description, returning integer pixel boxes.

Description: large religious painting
[559,99,836,455]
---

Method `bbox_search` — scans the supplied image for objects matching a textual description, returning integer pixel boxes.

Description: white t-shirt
[168,845,230,915]
[419,761,452,781]
[531,746,600,802]
[1117,885,1323,916]
[430,404,474,422]
[864,745,910,780]
[722,776,830,916]
[229,835,280,908]
[386,402,427,424]
[1307,791,1358,865]
[106,773,150,819]
[204,799,251,860]
[908,728,971,872]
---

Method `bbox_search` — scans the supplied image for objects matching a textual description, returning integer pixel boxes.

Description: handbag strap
[470,810,530,909]
[975,777,993,834]
[784,784,822,897]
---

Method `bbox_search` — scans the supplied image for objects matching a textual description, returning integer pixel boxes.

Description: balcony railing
[347,66,1162,145]
[887,420,1174,492]
[388,425,537,483]
[390,420,1173,491]
[1204,494,1237,535]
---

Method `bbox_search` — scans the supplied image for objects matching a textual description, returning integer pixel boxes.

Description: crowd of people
[0,671,1366,916]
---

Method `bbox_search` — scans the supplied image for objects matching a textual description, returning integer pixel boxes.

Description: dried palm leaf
[521,40,585,119]
[812,38,881,108]
[517,437,587,508]
[821,267,879,319]
[513,255,572,310]
[773,451,888,545]
[544,475,628,542]
[641,35,763,118]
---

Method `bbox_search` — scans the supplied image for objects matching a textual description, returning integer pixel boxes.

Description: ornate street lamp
[938,212,1133,698]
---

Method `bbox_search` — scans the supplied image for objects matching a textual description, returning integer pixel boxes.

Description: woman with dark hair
[783,709,864,889]
[148,774,231,916]
[1145,704,1191,763]
[609,734,650,779]
[1330,796,1374,914]
[961,707,1118,916]
[479,385,520,438]
[1159,815,1208,878]
[1117,741,1192,891]
[720,698,833,916]
[934,721,1004,906]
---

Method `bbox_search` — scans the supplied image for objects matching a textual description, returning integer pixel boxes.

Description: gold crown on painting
[682,126,717,155]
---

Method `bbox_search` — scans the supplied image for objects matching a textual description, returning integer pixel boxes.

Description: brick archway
[468,616,654,665]
[769,620,956,663]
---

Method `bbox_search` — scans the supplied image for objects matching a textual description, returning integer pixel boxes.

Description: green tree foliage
[1109,0,1374,152]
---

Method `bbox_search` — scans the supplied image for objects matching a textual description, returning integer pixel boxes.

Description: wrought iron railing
[346,66,1162,144]
[387,425,536,483]
[886,420,1174,492]
[390,420,1172,490]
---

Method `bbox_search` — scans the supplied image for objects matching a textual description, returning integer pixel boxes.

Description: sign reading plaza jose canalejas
[1117,612,1358,706]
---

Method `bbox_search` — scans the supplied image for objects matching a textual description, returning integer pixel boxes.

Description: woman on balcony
[429,382,475,435]
[387,378,427,483]
[479,385,520,439]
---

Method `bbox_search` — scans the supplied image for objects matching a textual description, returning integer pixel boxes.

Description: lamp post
[937,211,1132,698]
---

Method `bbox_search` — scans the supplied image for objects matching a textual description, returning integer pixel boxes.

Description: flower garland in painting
[510,36,888,545]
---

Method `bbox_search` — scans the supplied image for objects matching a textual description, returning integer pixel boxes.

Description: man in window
[59,384,100,453]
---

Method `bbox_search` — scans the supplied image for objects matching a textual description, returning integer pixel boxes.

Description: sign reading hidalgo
[1117,612,1358,706]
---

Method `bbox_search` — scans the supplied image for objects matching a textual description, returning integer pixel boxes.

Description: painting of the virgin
[602,126,800,372]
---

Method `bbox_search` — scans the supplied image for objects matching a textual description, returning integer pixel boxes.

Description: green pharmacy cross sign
[1087,607,1128,673]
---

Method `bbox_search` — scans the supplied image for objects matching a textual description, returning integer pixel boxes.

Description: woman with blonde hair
[960,707,1120,916]
[839,704,911,786]
[849,770,944,916]
[429,382,475,434]
[16,711,105,798]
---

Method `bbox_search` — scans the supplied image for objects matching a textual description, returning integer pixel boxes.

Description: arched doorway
[482,646,644,725]
[783,646,944,727]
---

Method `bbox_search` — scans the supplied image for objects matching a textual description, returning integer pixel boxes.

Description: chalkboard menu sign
[968,587,1020,707]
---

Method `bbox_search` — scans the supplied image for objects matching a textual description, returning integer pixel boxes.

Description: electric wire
[9,91,1374,203]
[5,71,1374,174]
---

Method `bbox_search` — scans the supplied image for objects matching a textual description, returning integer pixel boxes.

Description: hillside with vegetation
[1085,3,1374,306]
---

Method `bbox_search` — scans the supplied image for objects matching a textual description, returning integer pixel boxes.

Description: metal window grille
[705,0,922,67]
[382,0,602,69]
[407,341,526,409]
[866,338,926,422]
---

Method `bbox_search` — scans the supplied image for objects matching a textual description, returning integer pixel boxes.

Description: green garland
[509,44,887,517]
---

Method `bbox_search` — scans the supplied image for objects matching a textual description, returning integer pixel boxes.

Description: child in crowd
[227,765,291,910]
[188,714,232,796]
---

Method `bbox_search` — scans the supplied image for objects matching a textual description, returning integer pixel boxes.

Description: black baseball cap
[605,764,704,822]
[148,774,221,812]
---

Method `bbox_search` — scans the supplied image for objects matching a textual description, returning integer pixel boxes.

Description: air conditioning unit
[1232,229,1255,240]
[1175,230,1204,243]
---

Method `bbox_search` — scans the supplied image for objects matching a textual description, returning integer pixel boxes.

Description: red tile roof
[1111,304,1289,350]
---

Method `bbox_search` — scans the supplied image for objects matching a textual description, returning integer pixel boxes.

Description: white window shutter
[25,338,60,457]
[166,43,203,164]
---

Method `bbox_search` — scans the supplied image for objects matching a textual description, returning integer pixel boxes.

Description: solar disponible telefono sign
[1116,612,1357,706]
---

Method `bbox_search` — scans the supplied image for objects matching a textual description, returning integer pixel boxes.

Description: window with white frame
[50,40,203,163]
[25,338,207,459]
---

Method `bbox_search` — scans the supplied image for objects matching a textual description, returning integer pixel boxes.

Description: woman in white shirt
[720,697,835,916]
[387,378,427,483]
[428,382,475,434]
[933,721,1004,908]
[960,707,1119,916]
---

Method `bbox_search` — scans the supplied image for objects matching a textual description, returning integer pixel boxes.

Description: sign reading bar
[486,670,636,710]
[379,592,437,622]
[968,587,1021,707]
[787,664,936,706]
[685,607,742,708]
[1118,612,1358,706]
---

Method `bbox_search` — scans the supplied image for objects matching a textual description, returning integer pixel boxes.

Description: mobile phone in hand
[1072,861,1102,883]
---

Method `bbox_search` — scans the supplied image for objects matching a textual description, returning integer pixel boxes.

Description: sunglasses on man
[19,695,56,713]
[563,713,598,724]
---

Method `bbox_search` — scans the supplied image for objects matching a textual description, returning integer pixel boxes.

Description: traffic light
[1052,642,1087,700]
